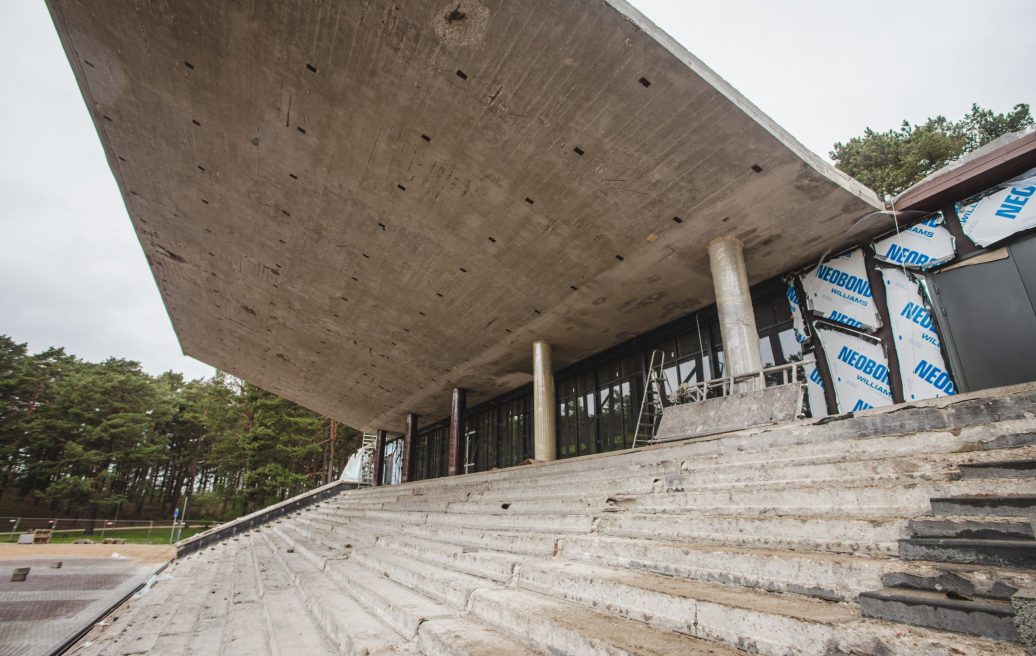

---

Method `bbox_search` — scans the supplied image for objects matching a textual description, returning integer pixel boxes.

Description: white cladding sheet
[785,280,809,345]
[873,213,956,270]
[955,169,1036,247]
[803,360,828,417]
[880,267,956,401]
[815,325,894,413]
[800,249,881,331]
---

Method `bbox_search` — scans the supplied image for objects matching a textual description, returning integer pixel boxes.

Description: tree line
[0,335,359,526]
[831,102,1032,198]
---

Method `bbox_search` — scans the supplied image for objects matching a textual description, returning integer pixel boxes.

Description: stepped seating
[76,385,1036,655]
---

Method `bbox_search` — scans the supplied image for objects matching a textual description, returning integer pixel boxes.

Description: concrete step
[303,509,560,559]
[257,529,403,656]
[368,532,525,583]
[247,534,341,656]
[468,586,744,656]
[882,563,1034,601]
[338,479,1034,528]
[279,515,354,551]
[358,416,1034,507]
[597,510,909,555]
[401,521,559,557]
[290,513,379,548]
[909,515,1036,540]
[555,533,896,602]
[423,509,597,533]
[217,539,278,656]
[467,434,1033,502]
[350,546,499,610]
[454,420,1036,499]
[336,502,908,555]
[514,559,1019,655]
[270,523,348,571]
[445,496,612,515]
[859,587,1019,642]
[416,617,541,656]
[323,556,458,639]
[274,512,528,586]
[311,513,901,603]
[931,495,1036,517]
[669,439,1036,488]
[900,538,1036,568]
[82,541,243,656]
[959,458,1036,479]
[516,558,861,656]
[431,477,1036,523]
[338,499,456,513]
[630,478,1036,516]
[335,428,1036,512]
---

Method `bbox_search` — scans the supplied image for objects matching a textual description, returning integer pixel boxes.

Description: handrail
[666,359,814,405]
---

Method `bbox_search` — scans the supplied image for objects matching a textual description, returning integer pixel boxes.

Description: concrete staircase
[860,459,1035,642]
[162,386,1036,655]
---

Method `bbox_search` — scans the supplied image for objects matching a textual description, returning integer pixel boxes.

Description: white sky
[1,0,1034,381]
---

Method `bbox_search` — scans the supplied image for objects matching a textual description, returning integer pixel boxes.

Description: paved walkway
[0,544,172,656]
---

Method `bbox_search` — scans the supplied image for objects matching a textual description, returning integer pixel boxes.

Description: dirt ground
[0,543,175,564]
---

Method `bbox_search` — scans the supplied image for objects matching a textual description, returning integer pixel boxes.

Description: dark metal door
[930,234,1036,392]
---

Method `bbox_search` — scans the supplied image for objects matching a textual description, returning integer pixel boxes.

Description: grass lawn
[35,526,210,545]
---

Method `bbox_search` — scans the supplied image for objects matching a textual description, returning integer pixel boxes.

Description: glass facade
[557,355,641,457]
[409,422,449,482]
[465,393,532,473]
[403,277,804,480]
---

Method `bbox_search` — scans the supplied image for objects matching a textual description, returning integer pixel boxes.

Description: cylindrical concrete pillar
[447,388,466,476]
[532,341,557,461]
[708,236,764,392]
[402,413,418,483]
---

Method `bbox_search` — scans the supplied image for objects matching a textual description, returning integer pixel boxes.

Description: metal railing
[666,358,814,405]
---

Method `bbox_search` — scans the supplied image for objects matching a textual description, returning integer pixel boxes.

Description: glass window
[759,336,776,368]
[676,332,704,359]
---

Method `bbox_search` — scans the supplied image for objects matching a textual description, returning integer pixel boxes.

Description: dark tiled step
[931,495,1036,517]
[900,538,1036,568]
[910,516,1036,541]
[882,569,1021,601]
[979,432,1036,451]
[859,587,1019,642]
[959,459,1036,480]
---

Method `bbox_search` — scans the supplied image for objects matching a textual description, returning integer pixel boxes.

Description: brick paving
[0,545,171,656]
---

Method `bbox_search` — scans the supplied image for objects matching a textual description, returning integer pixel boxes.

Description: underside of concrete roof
[48,0,884,431]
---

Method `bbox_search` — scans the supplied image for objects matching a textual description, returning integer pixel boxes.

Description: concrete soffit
[47,0,887,432]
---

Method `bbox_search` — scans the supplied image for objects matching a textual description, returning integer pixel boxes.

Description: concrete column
[532,341,557,461]
[447,388,467,476]
[708,236,764,392]
[402,413,418,483]
[372,430,387,487]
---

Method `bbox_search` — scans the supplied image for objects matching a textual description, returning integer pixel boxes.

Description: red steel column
[402,413,419,483]
[373,430,387,487]
[447,388,467,476]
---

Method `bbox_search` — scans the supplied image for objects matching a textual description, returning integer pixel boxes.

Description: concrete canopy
[48,0,884,431]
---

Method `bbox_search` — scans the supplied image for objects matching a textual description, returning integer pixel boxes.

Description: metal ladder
[359,432,378,485]
[632,349,670,448]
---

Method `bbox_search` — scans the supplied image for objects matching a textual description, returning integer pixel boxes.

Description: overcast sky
[2,1,1034,381]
